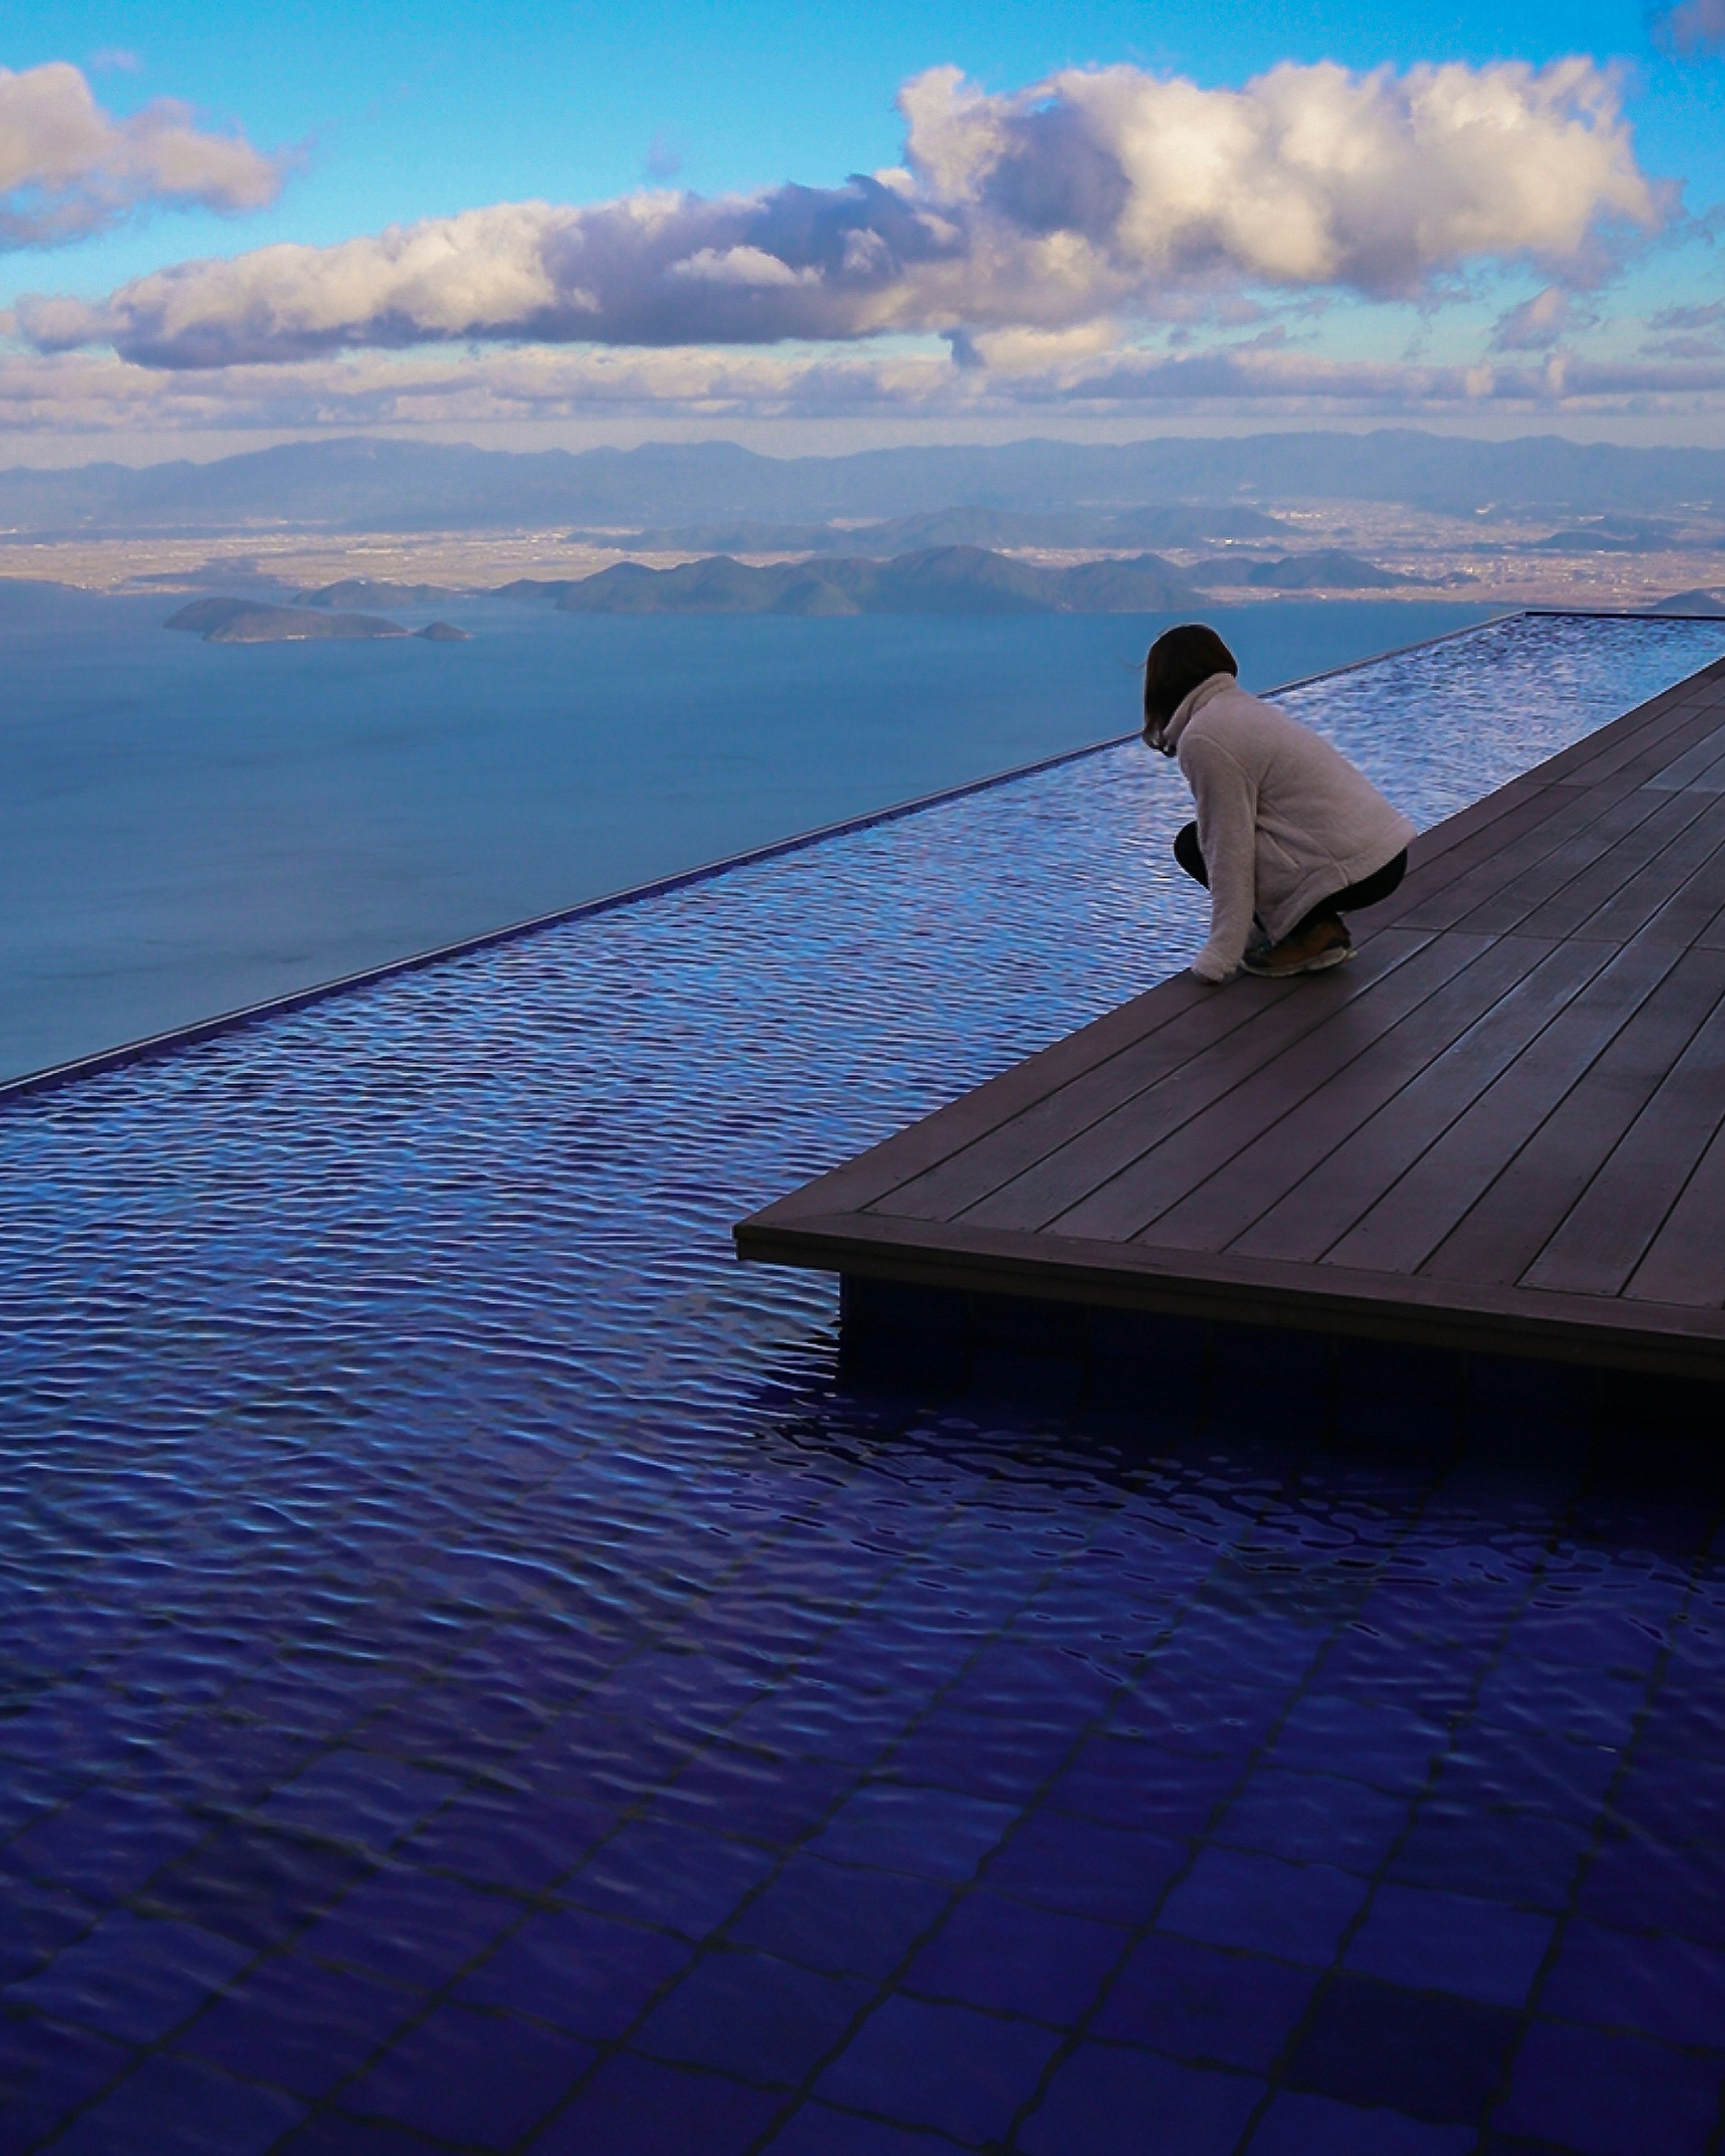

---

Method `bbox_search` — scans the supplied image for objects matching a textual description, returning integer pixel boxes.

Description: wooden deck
[736,654,1725,1384]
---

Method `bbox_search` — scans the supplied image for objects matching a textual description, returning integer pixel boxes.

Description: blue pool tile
[983,1810,1188,1925]
[1433,1728,1621,1825]
[172,1952,418,2098]
[0,1880,101,1985]
[43,2052,306,2156]
[1576,1832,1725,1948]
[1017,2040,1262,2155]
[136,1820,376,1953]
[1285,1972,1518,2121]
[807,1783,1018,1882]
[901,1889,1123,2026]
[814,1994,1060,2143]
[397,1784,616,1890]
[1268,1697,1448,1796]
[4,1909,251,2042]
[725,1852,952,1977]
[1044,1734,1245,1834]
[1494,2019,1725,2154]
[763,2101,970,2152]
[561,1818,778,1937]
[258,1751,462,1852]
[1215,1769,1410,1874]
[1089,1932,1315,2071]
[1537,1918,1725,2050]
[651,1745,858,1844]
[1472,1659,1647,1748]
[300,1865,519,1992]
[940,1642,1118,1724]
[457,1906,695,2039]
[1345,1884,1554,2008]
[527,2051,783,2155]
[1248,2090,1476,2155]
[632,1945,871,2083]
[339,2001,595,2147]
[5,1785,207,1901]
[881,1707,1082,1804]
[1385,1803,1592,1910]
[729,1680,924,1768]
[1159,1847,1369,1966]
[276,2118,451,2156]
[0,2012,129,2153]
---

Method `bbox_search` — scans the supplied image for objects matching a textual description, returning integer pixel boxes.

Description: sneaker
[1242,918,1355,977]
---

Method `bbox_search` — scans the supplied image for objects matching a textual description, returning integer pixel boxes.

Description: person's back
[1143,625,1416,982]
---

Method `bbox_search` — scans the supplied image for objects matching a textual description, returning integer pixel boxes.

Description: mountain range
[4,430,1724,536]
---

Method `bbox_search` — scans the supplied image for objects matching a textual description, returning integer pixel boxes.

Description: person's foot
[1242,918,1355,976]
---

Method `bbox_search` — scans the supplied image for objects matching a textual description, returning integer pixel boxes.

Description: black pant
[1173,822,1407,937]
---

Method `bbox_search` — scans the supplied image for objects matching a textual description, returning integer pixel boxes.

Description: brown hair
[1143,623,1238,735]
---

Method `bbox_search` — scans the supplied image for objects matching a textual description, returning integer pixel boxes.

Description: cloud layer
[22,57,1660,366]
[0,62,283,248]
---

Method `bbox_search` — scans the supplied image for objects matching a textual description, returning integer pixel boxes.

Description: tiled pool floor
[5,615,1725,2155]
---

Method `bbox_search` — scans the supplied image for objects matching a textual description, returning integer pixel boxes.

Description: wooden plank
[1225,937,1613,1264]
[1521,991,1725,1298]
[882,932,1438,1229]
[1642,729,1725,794]
[1318,928,1692,1277]
[1393,769,1662,933]
[947,932,1451,1237]
[1501,786,1724,943]
[1570,793,1725,947]
[1363,780,1579,930]
[1438,783,1698,938]
[1418,946,1725,1289]
[1116,933,1556,1256]
[862,964,1361,1226]
[1628,1120,1725,1308]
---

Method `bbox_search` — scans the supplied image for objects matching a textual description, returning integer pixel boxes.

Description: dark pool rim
[2,604,1696,1112]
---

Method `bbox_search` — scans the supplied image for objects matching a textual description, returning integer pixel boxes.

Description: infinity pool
[4,613,1725,2156]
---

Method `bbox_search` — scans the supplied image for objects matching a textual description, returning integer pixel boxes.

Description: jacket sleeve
[1182,736,1259,981]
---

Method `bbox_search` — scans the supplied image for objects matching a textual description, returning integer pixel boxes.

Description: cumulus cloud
[20,56,1661,365]
[0,61,282,247]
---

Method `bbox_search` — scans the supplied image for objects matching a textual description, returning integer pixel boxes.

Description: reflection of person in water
[1142,623,1418,982]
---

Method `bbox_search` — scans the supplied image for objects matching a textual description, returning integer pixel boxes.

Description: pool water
[3,613,1725,2156]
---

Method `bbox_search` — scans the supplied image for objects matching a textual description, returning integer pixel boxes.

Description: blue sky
[2,0,1723,456]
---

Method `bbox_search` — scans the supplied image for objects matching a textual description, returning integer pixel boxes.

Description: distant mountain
[1190,550,1417,589]
[165,597,408,642]
[1649,589,1725,615]
[5,429,1724,535]
[552,545,1201,616]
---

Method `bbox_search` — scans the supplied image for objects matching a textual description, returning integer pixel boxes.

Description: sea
[0,584,1504,1083]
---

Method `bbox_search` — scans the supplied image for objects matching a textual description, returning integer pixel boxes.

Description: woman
[1143,623,1417,982]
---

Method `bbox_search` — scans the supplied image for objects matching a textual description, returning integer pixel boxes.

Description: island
[165,597,408,642]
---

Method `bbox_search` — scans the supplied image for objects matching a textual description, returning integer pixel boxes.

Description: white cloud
[9,327,1725,443]
[0,61,283,247]
[19,57,1661,365]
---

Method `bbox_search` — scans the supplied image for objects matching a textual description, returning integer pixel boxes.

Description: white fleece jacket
[1159,673,1417,983]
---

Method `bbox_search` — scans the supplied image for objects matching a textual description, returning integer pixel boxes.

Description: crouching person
[1143,623,1417,983]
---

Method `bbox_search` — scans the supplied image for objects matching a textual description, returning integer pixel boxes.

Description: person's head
[1142,623,1238,747]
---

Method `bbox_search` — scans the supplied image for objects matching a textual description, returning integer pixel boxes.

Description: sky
[1,0,1723,461]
